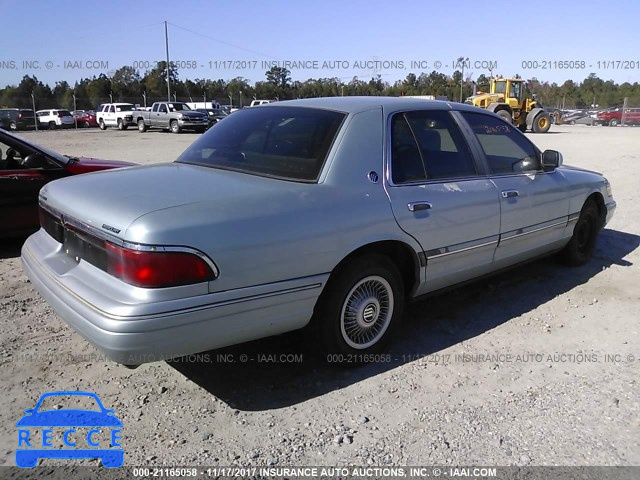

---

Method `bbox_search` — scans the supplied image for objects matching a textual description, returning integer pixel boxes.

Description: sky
[1,0,639,88]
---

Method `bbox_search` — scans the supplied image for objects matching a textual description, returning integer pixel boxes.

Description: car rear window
[176,106,346,182]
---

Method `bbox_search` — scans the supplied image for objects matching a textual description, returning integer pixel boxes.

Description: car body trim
[425,235,500,259]
[500,218,568,243]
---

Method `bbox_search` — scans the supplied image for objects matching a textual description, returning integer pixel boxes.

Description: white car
[36,109,75,129]
[96,103,137,130]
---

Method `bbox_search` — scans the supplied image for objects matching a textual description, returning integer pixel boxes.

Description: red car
[0,129,135,238]
[597,108,640,126]
[73,110,99,128]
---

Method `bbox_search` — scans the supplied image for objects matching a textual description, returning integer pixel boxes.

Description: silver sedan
[22,97,616,366]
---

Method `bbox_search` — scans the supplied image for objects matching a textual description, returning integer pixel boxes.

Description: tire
[560,199,600,266]
[314,254,404,363]
[48,121,56,130]
[609,119,618,127]
[532,112,551,133]
[82,121,90,128]
[117,119,127,130]
[99,119,107,130]
[138,119,147,132]
[569,120,576,125]
[170,120,180,133]
[496,110,512,124]
[9,121,17,131]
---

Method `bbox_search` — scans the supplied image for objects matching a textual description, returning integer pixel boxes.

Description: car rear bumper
[22,232,325,365]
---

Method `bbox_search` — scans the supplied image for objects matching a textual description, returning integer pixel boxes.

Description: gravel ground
[1,124,639,468]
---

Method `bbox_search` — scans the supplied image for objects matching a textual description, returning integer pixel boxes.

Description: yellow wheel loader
[465,77,551,133]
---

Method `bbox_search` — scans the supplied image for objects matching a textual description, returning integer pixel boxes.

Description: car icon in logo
[16,391,123,468]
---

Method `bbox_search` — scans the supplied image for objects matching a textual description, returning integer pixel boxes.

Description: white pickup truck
[96,103,138,130]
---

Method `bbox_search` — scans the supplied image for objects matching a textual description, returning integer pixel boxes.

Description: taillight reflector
[104,242,214,288]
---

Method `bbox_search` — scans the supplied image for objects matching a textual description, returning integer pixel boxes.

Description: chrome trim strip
[39,201,220,279]
[426,238,499,259]
[568,213,581,223]
[500,220,567,242]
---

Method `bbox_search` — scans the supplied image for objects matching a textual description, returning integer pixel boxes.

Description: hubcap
[340,276,394,349]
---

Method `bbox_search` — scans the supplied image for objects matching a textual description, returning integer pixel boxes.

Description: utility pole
[165,21,171,102]
[73,92,77,129]
[31,92,38,132]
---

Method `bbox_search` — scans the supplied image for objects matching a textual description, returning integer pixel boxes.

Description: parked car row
[15,97,616,367]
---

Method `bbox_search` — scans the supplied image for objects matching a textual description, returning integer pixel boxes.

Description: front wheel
[560,199,600,266]
[117,119,127,130]
[170,120,181,133]
[532,112,552,133]
[314,254,404,363]
[99,119,107,130]
[138,119,147,132]
[9,121,17,131]
[609,119,618,127]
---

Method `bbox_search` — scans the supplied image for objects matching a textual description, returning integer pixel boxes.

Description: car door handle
[501,190,519,198]
[407,202,432,212]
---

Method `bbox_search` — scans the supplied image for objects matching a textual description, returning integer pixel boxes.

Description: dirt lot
[1,125,639,468]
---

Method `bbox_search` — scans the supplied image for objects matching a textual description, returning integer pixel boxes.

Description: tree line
[1,63,639,110]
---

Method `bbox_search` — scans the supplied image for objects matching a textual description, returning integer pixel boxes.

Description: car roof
[262,96,482,115]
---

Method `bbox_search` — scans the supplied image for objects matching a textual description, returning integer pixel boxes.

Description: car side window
[404,110,477,180]
[391,114,426,184]
[159,104,168,113]
[461,112,540,174]
[108,105,115,113]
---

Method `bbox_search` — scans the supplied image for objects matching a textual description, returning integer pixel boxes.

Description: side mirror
[542,149,563,170]
[22,153,48,169]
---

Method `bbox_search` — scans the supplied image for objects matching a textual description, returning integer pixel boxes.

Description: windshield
[494,81,507,94]
[176,106,345,182]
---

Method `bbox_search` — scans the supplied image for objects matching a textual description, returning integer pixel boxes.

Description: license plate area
[62,228,107,270]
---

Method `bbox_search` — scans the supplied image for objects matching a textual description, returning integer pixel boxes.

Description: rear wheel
[314,254,404,364]
[496,110,512,124]
[170,120,181,133]
[560,199,600,266]
[532,112,551,133]
[99,119,107,130]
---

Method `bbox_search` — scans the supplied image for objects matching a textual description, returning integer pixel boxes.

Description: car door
[0,139,65,237]
[156,103,169,128]
[459,111,570,267]
[385,109,501,294]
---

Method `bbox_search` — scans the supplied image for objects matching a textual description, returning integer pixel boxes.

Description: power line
[167,22,277,59]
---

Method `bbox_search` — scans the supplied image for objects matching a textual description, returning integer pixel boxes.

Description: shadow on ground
[140,229,638,409]
[0,237,26,260]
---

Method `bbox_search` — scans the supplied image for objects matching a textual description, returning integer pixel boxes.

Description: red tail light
[18,113,23,119]
[57,112,63,117]
[104,242,215,288]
